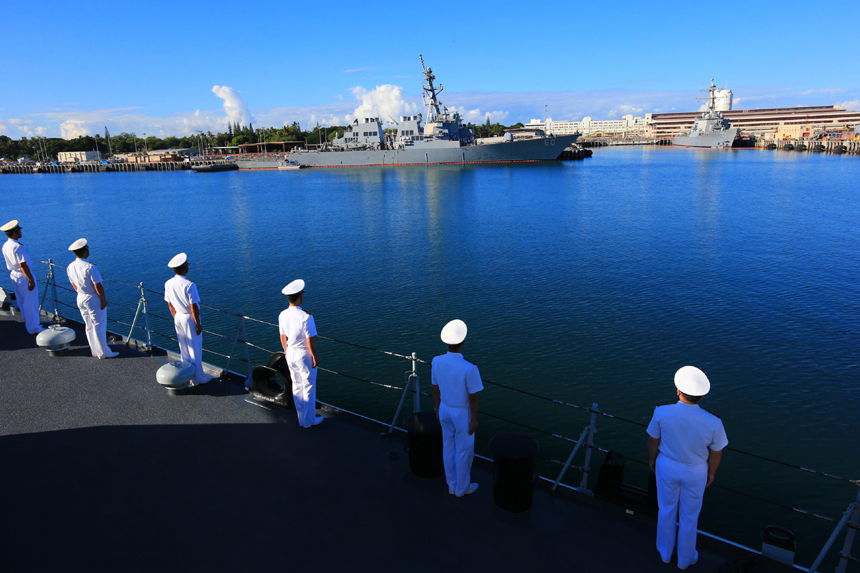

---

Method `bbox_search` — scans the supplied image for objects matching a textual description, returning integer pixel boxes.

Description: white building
[714,88,733,112]
[58,151,102,163]
[525,115,648,136]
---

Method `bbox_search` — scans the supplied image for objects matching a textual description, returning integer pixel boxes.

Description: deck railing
[15,259,860,572]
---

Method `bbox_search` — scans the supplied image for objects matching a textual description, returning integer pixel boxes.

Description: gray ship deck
[0,311,795,572]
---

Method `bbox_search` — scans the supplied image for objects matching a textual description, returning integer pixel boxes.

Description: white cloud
[6,118,47,137]
[59,119,91,139]
[350,84,417,124]
[796,88,846,96]
[836,99,859,111]
[211,85,253,126]
[343,66,377,73]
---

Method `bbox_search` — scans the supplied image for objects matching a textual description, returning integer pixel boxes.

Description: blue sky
[2,0,858,138]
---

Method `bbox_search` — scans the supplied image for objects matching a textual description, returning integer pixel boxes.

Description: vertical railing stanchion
[412,352,420,414]
[140,282,152,351]
[240,317,250,381]
[39,259,61,320]
[225,316,241,377]
[836,487,860,573]
[225,315,250,384]
[39,259,52,315]
[579,403,599,495]
[389,354,419,434]
[51,260,60,320]
[552,403,598,493]
[126,283,144,346]
[810,494,860,572]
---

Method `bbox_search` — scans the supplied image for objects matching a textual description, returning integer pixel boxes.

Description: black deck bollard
[489,433,539,513]
[402,412,444,479]
[248,352,294,409]
[595,451,626,502]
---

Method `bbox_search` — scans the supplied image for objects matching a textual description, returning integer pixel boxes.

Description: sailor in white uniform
[2,220,46,334]
[647,366,728,570]
[66,239,118,359]
[278,280,323,428]
[164,253,210,384]
[431,319,484,497]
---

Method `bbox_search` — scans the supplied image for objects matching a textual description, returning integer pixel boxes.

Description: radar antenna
[419,54,444,122]
[695,77,719,116]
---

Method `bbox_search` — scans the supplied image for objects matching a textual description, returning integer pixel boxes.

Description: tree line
[0,118,526,160]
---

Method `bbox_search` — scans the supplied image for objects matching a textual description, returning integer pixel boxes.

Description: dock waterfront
[0,308,802,572]
[755,139,860,154]
[0,159,235,175]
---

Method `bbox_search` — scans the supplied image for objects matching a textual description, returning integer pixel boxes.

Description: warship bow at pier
[673,78,755,149]
[236,56,578,170]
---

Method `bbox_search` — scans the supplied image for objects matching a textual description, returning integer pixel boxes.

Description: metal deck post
[552,404,598,494]
[388,353,419,434]
[579,403,599,494]
[225,316,250,383]
[140,283,152,351]
[411,352,420,414]
[836,487,860,573]
[126,297,142,343]
[39,259,61,320]
[810,494,860,572]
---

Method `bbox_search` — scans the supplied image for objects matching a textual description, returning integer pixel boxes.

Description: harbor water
[3,147,858,563]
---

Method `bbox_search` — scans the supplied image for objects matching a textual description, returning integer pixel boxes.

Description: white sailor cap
[68,238,88,251]
[282,279,305,296]
[674,366,710,397]
[441,319,468,345]
[168,253,188,268]
[1,220,20,232]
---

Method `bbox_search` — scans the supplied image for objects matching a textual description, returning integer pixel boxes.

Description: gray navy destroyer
[673,78,753,149]
[236,56,579,170]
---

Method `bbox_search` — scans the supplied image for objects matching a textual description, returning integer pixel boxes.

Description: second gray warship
[673,78,753,149]
[236,56,579,170]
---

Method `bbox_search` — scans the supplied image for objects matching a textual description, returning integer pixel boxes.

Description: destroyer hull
[674,129,747,149]
[236,135,579,169]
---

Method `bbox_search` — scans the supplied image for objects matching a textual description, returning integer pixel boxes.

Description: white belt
[659,454,707,467]
[9,269,23,277]
[441,403,469,410]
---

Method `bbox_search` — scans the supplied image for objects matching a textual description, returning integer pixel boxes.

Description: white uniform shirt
[164,275,200,315]
[278,306,317,350]
[647,402,728,465]
[66,258,103,295]
[3,239,30,274]
[431,352,484,408]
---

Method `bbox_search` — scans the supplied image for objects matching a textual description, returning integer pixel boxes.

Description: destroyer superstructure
[236,55,578,169]
[673,78,751,149]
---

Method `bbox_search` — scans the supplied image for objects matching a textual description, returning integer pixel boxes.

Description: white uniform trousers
[286,347,321,428]
[655,455,708,568]
[174,313,205,381]
[439,403,476,496]
[76,293,110,358]
[10,271,43,333]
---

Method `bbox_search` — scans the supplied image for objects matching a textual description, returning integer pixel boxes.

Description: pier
[755,139,860,154]
[579,138,673,148]
[0,159,236,175]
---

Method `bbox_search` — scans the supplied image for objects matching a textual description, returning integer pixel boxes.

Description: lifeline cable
[36,259,860,487]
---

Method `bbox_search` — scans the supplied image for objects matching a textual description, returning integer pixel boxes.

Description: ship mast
[696,77,718,116]
[419,54,444,122]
